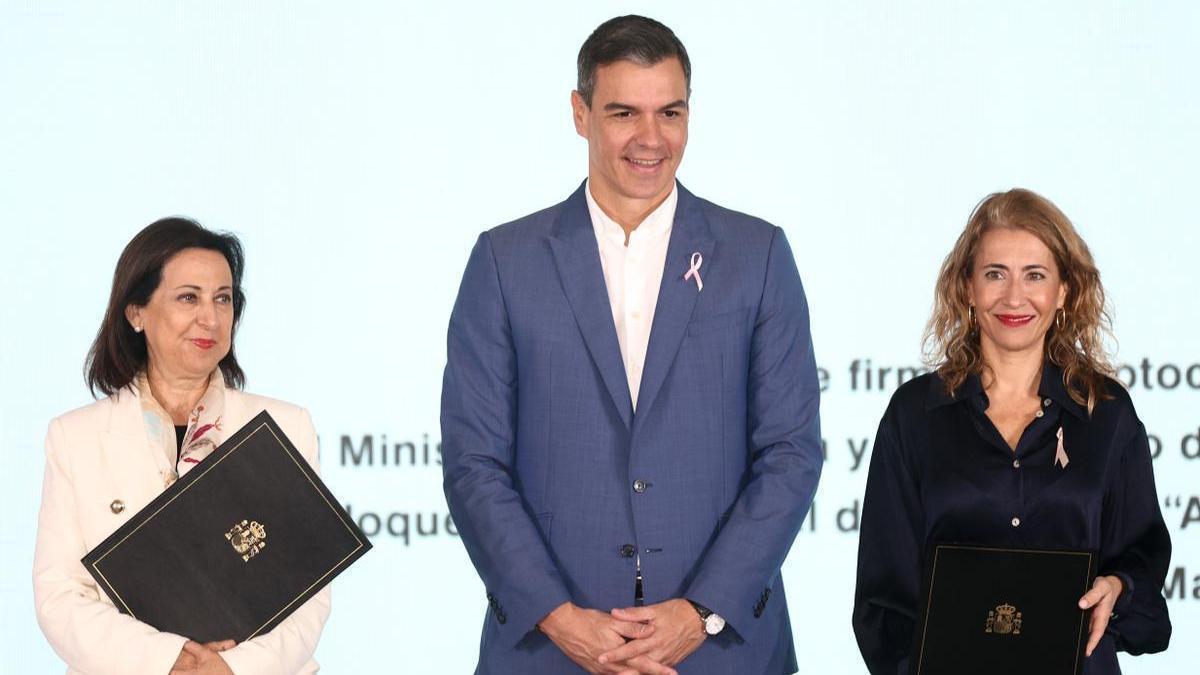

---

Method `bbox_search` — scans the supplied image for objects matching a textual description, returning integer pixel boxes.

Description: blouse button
[1012,459,1021,468]
[1035,410,1044,418]
[1011,517,1021,527]
[110,499,125,514]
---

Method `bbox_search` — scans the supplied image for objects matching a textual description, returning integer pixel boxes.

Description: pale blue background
[1,1,1196,672]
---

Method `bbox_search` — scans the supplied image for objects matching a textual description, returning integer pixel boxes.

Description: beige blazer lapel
[221,388,251,430]
[94,383,263,526]
[98,388,175,514]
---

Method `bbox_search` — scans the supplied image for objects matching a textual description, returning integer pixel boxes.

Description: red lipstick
[996,314,1034,328]
[191,339,216,350]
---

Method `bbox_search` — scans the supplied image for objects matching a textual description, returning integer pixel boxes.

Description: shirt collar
[585,179,678,247]
[1037,361,1089,421]
[926,361,1087,421]
[926,370,983,410]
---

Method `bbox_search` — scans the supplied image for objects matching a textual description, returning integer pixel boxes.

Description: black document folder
[912,543,1096,675]
[82,411,371,643]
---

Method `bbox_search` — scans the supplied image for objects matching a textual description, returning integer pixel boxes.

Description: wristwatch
[688,600,726,636]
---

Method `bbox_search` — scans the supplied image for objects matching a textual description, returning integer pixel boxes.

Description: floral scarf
[136,371,226,484]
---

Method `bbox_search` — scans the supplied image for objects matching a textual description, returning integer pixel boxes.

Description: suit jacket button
[110,499,125,514]
[619,544,636,558]
[633,479,647,493]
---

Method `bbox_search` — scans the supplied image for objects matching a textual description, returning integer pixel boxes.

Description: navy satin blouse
[853,364,1171,675]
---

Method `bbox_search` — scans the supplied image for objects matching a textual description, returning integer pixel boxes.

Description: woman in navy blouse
[853,189,1171,674]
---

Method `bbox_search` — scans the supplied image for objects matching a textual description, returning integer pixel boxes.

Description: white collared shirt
[586,180,678,411]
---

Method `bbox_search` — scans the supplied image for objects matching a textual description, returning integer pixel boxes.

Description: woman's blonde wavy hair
[922,188,1113,412]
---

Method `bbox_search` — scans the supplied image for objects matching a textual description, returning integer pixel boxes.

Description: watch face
[704,613,726,635]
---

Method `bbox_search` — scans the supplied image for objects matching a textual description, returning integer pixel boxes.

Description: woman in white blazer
[34,218,330,674]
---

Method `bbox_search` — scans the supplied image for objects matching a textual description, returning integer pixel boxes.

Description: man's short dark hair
[576,15,691,107]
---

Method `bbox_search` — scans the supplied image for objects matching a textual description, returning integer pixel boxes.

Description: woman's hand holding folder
[1078,575,1124,657]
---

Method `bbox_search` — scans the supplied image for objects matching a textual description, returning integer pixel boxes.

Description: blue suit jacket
[442,182,823,674]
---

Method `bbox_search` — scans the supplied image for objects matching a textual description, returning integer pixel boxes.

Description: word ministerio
[340,434,441,467]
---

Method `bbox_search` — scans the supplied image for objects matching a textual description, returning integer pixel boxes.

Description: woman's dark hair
[85,217,247,397]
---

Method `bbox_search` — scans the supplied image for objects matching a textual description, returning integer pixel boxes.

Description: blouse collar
[927,361,1088,421]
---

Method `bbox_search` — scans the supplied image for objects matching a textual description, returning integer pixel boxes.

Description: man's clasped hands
[538,598,709,675]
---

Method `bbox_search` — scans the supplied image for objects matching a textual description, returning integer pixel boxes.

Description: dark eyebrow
[172,284,233,291]
[601,100,689,113]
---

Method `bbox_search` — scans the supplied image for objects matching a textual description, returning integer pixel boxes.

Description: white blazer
[33,383,331,675]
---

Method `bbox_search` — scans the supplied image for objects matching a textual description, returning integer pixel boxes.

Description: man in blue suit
[442,15,822,674]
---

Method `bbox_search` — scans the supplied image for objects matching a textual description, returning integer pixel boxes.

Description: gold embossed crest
[225,519,267,561]
[985,603,1022,635]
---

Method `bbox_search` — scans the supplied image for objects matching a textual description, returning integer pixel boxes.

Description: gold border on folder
[87,420,366,639]
[914,544,1092,675]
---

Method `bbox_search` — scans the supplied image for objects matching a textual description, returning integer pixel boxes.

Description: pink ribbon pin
[1054,426,1069,469]
[684,252,703,291]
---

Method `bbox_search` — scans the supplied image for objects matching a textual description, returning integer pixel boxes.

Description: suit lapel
[548,183,634,429]
[99,387,172,500]
[634,184,715,424]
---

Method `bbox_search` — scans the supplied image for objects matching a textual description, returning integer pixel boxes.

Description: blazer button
[619,543,636,558]
[633,479,647,493]
[1011,517,1021,527]
[110,499,125,514]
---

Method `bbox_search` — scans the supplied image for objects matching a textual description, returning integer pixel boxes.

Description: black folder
[82,411,371,643]
[912,543,1096,675]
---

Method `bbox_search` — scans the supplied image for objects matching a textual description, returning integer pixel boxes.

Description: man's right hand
[538,602,677,675]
